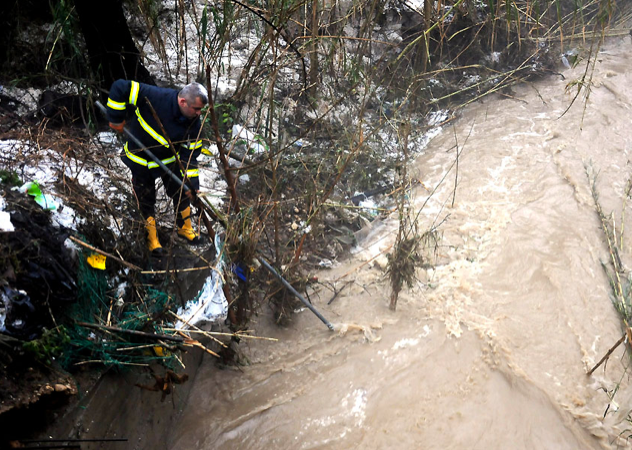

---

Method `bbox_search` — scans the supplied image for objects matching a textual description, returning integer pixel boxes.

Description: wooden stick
[74,360,149,367]
[175,331,220,358]
[140,265,218,275]
[162,327,278,341]
[588,334,626,376]
[116,343,161,352]
[69,236,142,271]
[169,311,227,348]
[76,322,184,342]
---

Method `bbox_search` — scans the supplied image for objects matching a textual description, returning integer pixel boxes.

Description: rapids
[167,37,632,449]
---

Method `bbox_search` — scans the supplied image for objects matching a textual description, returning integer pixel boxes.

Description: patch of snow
[0,212,14,232]
[358,198,379,216]
[51,202,83,230]
[488,52,501,63]
[0,196,12,231]
[464,74,481,86]
[64,238,81,261]
[0,86,42,116]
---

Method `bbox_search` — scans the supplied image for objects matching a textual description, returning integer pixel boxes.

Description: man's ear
[177,96,187,107]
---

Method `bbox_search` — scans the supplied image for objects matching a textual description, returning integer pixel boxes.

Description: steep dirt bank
[29,350,206,450]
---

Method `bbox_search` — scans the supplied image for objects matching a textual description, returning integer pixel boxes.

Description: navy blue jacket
[106,79,205,188]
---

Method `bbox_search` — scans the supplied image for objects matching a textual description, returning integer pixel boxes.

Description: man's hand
[185,189,199,200]
[109,121,126,133]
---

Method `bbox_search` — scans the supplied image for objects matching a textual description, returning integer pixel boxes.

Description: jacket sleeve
[106,79,133,123]
[106,79,153,124]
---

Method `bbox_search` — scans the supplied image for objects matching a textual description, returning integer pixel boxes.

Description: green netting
[58,249,181,370]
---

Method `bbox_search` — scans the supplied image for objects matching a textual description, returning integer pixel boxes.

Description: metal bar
[258,257,334,331]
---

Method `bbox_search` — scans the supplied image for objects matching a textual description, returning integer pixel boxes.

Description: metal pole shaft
[258,257,334,331]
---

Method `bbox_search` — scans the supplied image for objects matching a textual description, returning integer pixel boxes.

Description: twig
[588,334,626,376]
[76,322,184,342]
[74,360,149,367]
[162,327,278,341]
[69,236,142,271]
[168,311,227,348]
[206,66,240,213]
[327,280,354,305]
[140,265,219,275]
[116,343,162,352]
[175,330,220,357]
[21,438,127,443]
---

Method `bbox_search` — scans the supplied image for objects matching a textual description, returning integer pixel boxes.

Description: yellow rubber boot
[145,216,163,253]
[177,207,201,244]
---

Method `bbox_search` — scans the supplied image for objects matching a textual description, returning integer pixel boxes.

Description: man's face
[178,96,205,119]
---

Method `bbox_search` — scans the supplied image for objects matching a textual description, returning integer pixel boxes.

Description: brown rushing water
[48,37,632,449]
[166,37,632,449]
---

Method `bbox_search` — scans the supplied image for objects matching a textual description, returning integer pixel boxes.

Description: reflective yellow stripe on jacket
[135,109,170,148]
[107,98,126,111]
[186,141,203,150]
[124,142,177,169]
[129,81,140,105]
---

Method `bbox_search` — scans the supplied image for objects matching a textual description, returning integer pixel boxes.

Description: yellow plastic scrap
[87,253,106,270]
[153,346,170,357]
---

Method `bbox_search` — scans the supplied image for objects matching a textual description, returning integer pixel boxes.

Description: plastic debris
[175,270,228,328]
[87,253,107,270]
[232,124,268,154]
[232,262,248,282]
[16,181,58,211]
[1,194,15,231]
[0,287,37,338]
[175,234,228,328]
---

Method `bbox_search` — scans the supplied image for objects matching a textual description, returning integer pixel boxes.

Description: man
[106,79,208,254]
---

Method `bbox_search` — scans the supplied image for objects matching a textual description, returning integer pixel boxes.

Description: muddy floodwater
[53,37,632,449]
[160,37,632,449]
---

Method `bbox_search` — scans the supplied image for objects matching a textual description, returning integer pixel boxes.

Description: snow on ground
[0,132,230,324]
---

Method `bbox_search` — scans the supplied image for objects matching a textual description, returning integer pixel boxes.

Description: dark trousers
[130,164,190,226]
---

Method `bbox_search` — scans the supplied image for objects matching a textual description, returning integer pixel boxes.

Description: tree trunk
[73,0,155,89]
